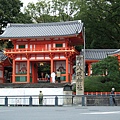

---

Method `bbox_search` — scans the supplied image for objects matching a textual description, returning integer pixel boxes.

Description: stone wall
[86,96,120,106]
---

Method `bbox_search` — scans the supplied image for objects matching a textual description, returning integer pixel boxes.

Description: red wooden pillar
[0,64,4,83]
[117,55,120,59]
[66,57,69,82]
[88,63,91,76]
[32,62,34,83]
[27,59,30,83]
[50,57,53,83]
[34,63,38,83]
[70,61,73,83]
[12,59,15,83]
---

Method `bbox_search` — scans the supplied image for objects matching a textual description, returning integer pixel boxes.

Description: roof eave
[0,34,79,40]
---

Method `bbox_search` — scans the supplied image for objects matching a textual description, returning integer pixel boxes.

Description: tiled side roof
[0,20,83,39]
[81,49,118,60]
[107,49,120,55]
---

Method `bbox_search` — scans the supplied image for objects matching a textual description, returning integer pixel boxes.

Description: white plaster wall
[30,55,35,60]
[30,45,32,49]
[45,55,50,59]
[0,88,63,105]
[36,55,44,59]
[63,43,65,47]
[16,45,18,49]
[53,43,55,48]
[25,44,28,48]
[60,55,65,59]
[22,56,27,60]
[48,44,51,50]
[15,56,20,60]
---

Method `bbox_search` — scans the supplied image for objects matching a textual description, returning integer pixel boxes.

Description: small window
[56,44,63,47]
[19,45,25,48]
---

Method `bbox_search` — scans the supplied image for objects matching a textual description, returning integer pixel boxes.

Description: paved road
[0,106,120,120]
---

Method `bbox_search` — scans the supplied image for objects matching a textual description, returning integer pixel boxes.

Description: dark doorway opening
[38,62,50,82]
[4,66,12,83]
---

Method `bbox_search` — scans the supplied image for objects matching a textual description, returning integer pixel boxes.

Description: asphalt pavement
[0,106,120,120]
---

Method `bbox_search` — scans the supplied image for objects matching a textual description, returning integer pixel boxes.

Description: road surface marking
[81,111,120,114]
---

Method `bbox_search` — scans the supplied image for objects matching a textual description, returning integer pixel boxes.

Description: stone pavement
[0,106,120,120]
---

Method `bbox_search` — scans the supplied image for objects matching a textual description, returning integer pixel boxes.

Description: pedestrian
[51,71,56,83]
[56,69,61,83]
[39,91,43,105]
[111,88,117,106]
[45,73,49,82]
[45,73,48,78]
[47,74,50,82]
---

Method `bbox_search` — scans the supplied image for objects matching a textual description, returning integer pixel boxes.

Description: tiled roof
[107,49,120,55]
[0,20,83,39]
[81,49,118,60]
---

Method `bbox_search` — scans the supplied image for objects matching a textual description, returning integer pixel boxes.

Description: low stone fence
[85,95,120,106]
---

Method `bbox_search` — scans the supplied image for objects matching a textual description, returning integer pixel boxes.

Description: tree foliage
[74,0,120,48]
[24,0,78,23]
[84,76,120,92]
[24,0,120,49]
[92,56,120,82]
[0,0,33,50]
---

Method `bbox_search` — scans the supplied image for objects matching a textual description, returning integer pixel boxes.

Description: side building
[82,49,118,76]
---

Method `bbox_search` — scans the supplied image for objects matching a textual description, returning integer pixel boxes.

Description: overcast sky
[21,0,38,7]
[20,0,38,12]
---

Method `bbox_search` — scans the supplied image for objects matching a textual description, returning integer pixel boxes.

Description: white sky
[21,0,38,7]
[20,0,38,12]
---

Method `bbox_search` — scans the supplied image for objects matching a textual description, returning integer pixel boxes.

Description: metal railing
[0,94,120,106]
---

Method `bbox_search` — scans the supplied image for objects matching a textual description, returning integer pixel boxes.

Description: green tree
[0,0,33,50]
[92,56,120,82]
[74,0,120,49]
[0,0,22,34]
[24,0,78,23]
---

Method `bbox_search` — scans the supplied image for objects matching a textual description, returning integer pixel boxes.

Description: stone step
[0,83,67,88]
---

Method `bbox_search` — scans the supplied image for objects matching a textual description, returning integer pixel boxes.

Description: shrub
[84,76,120,92]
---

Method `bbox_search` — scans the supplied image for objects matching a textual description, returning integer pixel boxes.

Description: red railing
[84,92,120,95]
[5,47,78,54]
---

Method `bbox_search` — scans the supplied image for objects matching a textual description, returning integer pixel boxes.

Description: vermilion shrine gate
[0,20,84,83]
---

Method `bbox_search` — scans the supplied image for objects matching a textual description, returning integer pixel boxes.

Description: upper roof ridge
[8,20,82,27]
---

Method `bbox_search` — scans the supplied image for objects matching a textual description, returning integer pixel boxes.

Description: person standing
[56,69,61,83]
[47,74,50,82]
[45,73,49,82]
[39,91,43,105]
[51,71,56,83]
[111,88,117,106]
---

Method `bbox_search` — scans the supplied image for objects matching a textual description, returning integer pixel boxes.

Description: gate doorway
[37,62,50,83]
[4,66,12,83]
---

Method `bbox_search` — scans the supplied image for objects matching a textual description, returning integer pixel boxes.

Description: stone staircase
[0,83,67,88]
